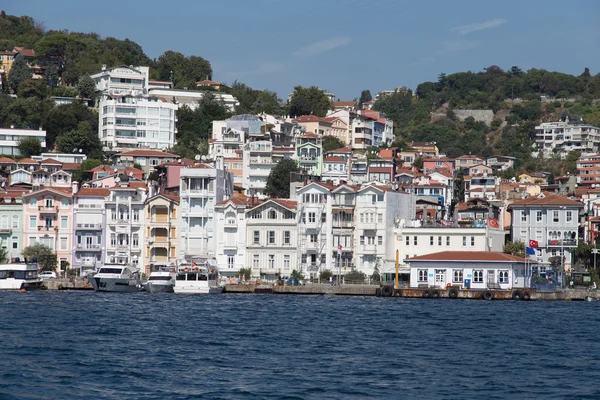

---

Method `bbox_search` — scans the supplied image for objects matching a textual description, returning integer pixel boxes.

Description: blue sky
[4,0,600,100]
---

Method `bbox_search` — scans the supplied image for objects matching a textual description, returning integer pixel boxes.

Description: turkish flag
[338,244,342,251]
[488,218,499,229]
[529,240,539,248]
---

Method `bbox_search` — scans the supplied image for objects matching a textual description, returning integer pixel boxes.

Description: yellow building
[144,193,179,275]
[519,173,548,185]
[0,50,16,77]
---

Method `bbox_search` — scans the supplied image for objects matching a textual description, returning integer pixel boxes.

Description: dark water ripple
[1,293,600,399]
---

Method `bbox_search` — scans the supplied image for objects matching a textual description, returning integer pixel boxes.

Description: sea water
[1,292,599,399]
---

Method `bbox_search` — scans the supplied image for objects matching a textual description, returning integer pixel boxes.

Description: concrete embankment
[225,283,379,296]
[42,278,92,290]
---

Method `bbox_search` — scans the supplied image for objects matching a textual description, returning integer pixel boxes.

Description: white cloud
[451,18,507,36]
[293,36,351,58]
[439,40,480,53]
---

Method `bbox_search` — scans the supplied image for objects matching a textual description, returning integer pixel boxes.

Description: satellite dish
[114,168,118,173]
[115,176,121,183]
[129,172,133,177]
[194,155,201,161]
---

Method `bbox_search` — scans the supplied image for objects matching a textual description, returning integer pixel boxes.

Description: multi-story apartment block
[0,128,47,156]
[92,65,178,151]
[22,187,75,272]
[464,174,499,201]
[0,193,23,261]
[144,193,179,275]
[104,180,147,269]
[406,141,439,158]
[179,161,233,261]
[246,199,298,280]
[322,156,349,184]
[535,119,600,158]
[73,187,108,275]
[422,157,455,175]
[351,113,375,150]
[508,193,583,271]
[577,153,600,186]
[295,133,323,176]
[243,140,275,198]
[455,154,485,170]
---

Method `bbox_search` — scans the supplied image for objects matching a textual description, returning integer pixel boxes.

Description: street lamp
[560,206,566,287]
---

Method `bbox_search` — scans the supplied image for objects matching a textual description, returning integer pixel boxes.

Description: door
[487,270,495,287]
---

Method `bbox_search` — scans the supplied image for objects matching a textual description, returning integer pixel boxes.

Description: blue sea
[1,292,599,400]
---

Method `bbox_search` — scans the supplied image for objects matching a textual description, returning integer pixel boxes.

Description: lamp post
[593,248,598,270]
[560,206,566,288]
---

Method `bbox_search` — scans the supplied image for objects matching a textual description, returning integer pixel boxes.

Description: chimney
[72,181,79,195]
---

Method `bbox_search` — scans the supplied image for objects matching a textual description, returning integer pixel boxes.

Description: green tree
[17,136,42,157]
[290,269,304,284]
[345,270,366,283]
[238,267,252,281]
[503,241,525,258]
[413,156,424,169]
[55,121,103,159]
[76,74,96,99]
[44,101,98,149]
[22,243,57,271]
[322,135,345,152]
[44,63,60,87]
[7,53,32,93]
[359,90,372,106]
[287,86,332,117]
[319,269,333,281]
[17,79,47,99]
[0,247,8,263]
[72,158,102,183]
[265,158,299,198]
[156,51,212,89]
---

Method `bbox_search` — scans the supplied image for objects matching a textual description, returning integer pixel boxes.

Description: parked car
[39,271,58,279]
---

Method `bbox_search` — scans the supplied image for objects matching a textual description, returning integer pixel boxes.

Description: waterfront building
[22,187,75,272]
[0,128,47,156]
[104,180,147,269]
[214,196,252,278]
[73,187,109,275]
[0,193,23,261]
[245,199,298,281]
[178,161,233,261]
[406,251,528,290]
[507,193,583,271]
[144,193,179,275]
[534,119,600,158]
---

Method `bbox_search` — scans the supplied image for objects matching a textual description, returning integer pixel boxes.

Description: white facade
[0,128,46,155]
[243,141,275,198]
[103,183,147,269]
[535,120,600,158]
[148,88,239,112]
[73,189,107,274]
[214,198,249,278]
[245,199,298,280]
[179,162,233,260]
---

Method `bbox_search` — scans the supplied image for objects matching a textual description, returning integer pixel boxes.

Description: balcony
[116,244,129,250]
[37,226,56,232]
[359,244,378,253]
[39,206,58,214]
[149,237,169,245]
[332,221,354,229]
[298,156,319,162]
[0,228,12,234]
[249,157,276,165]
[75,244,102,251]
[547,239,577,247]
[76,223,103,230]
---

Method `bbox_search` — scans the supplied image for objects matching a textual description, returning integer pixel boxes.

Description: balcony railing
[75,244,102,251]
[0,228,12,234]
[76,223,103,230]
[547,239,577,246]
[38,206,58,213]
[332,221,354,228]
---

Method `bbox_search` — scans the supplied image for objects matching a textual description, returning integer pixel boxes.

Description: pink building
[422,157,455,175]
[22,187,75,272]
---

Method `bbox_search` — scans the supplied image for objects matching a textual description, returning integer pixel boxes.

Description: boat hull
[173,284,223,294]
[89,276,141,292]
[145,282,174,293]
[0,279,44,290]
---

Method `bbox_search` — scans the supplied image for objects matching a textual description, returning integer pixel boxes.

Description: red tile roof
[24,187,72,197]
[118,150,177,157]
[269,199,298,209]
[508,193,583,207]
[405,251,527,263]
[61,163,80,171]
[0,157,16,164]
[299,132,318,138]
[217,195,255,207]
[14,47,35,57]
[157,158,195,167]
[40,158,63,165]
[333,101,357,107]
[160,193,180,203]
[323,156,345,163]
[76,188,110,197]
[188,163,213,169]
[457,155,482,159]
[17,158,38,164]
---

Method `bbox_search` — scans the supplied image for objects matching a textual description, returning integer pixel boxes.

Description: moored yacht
[88,265,142,292]
[143,268,176,293]
[173,260,223,294]
[0,262,43,290]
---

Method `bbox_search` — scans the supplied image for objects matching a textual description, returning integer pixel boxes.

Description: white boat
[88,265,142,292]
[0,262,43,290]
[143,268,176,293]
[173,260,223,294]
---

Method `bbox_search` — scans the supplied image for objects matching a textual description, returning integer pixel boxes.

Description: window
[473,270,483,283]
[446,236,450,246]
[471,237,475,247]
[228,256,234,269]
[430,236,434,246]
[521,210,528,223]
[268,231,275,244]
[378,236,383,245]
[462,236,467,247]
[61,216,68,229]
[360,236,365,245]
[310,234,318,243]
[453,269,463,283]
[284,231,291,245]
[45,197,53,208]
[405,236,409,246]
[132,235,139,247]
[12,216,18,229]
[268,255,275,268]
[413,236,417,245]
[360,213,364,223]
[377,213,383,223]
[321,213,326,223]
[566,211,572,222]
[60,199,69,209]
[12,236,18,249]
[253,231,260,244]
[308,212,316,223]
[268,210,277,219]
[29,216,37,228]
[30,198,37,207]
[553,211,559,223]
[110,234,116,246]
[438,236,442,246]
[417,269,428,282]
[536,211,542,222]
[499,270,509,283]
[435,269,446,285]
[253,255,259,268]
[284,255,290,270]
[60,237,67,250]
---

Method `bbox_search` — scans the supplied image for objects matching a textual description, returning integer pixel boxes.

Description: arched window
[12,215,18,228]
[268,210,277,219]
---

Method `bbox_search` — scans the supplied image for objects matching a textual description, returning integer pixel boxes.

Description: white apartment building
[243,140,275,198]
[104,180,147,269]
[351,113,375,150]
[92,65,178,152]
[507,193,583,271]
[73,187,108,275]
[179,161,233,260]
[214,196,251,278]
[0,127,46,155]
[535,119,600,158]
[246,199,298,281]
